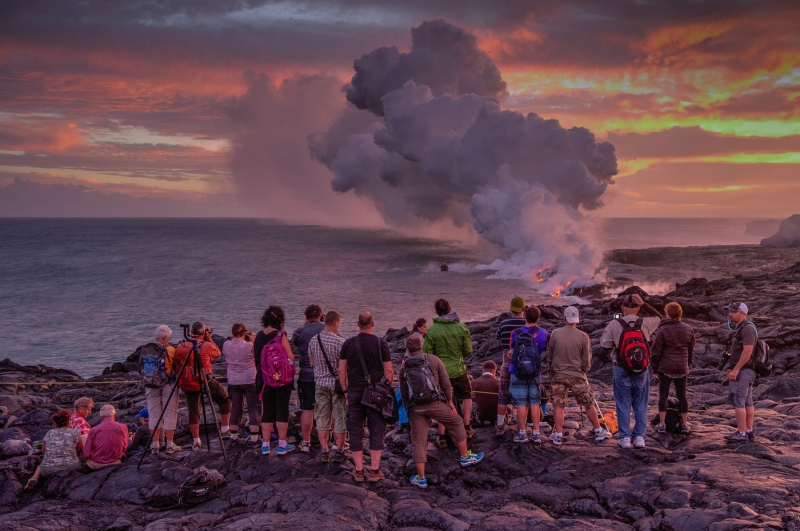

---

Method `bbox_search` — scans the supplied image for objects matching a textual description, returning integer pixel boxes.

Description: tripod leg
[198,364,229,469]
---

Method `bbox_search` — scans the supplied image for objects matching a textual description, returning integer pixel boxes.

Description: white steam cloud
[310,19,617,294]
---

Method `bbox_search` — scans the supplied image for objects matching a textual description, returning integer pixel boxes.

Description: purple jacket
[651,319,695,376]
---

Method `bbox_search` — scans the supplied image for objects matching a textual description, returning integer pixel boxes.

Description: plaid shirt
[71,414,91,435]
[308,330,345,388]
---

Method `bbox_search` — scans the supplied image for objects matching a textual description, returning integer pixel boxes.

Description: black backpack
[512,326,542,380]
[179,471,219,507]
[138,343,169,388]
[404,355,443,407]
[615,318,651,375]
[739,322,772,377]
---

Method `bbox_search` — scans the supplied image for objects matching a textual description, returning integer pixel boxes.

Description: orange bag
[601,411,618,434]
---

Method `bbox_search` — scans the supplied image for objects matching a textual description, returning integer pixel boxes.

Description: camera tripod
[138,323,229,470]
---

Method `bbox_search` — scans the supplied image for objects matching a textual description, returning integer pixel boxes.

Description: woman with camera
[223,322,261,445]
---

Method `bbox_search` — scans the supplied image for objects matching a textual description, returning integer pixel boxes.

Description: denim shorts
[509,375,541,406]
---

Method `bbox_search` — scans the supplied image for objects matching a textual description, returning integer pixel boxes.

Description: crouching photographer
[174,321,232,450]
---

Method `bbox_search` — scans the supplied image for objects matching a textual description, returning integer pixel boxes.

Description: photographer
[173,321,232,451]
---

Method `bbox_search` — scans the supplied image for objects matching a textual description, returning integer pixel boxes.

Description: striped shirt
[496,317,527,351]
[308,330,345,388]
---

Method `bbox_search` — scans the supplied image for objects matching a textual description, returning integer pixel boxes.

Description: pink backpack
[260,331,295,395]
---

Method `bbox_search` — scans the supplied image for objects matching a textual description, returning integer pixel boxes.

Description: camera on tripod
[180,323,213,341]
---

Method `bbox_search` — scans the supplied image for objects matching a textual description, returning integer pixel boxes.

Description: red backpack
[615,317,651,374]
[260,332,295,396]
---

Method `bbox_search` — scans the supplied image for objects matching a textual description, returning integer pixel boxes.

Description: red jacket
[174,340,221,392]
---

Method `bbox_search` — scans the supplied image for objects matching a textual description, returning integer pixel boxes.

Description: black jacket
[650,318,695,375]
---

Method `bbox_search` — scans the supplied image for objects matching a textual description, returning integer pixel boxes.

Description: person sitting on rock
[495,296,528,436]
[548,306,612,446]
[423,298,475,445]
[127,408,152,455]
[600,294,662,449]
[25,409,83,489]
[71,396,94,445]
[83,404,128,469]
[472,360,500,426]
[509,306,548,444]
[173,321,232,451]
[401,335,484,489]
[721,302,757,443]
[651,302,695,435]
[339,311,393,483]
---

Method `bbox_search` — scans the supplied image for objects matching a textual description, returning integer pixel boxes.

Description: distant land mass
[745,219,782,237]
[762,214,800,248]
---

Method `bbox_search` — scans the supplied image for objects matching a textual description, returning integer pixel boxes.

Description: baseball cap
[621,294,642,308]
[564,306,580,324]
[134,408,149,420]
[724,302,748,315]
[99,404,116,418]
[510,296,525,313]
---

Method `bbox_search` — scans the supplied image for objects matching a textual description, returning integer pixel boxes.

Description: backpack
[176,341,202,392]
[403,355,443,407]
[512,326,542,380]
[178,471,219,507]
[138,342,169,388]
[615,317,651,374]
[739,322,772,377]
[260,331,295,395]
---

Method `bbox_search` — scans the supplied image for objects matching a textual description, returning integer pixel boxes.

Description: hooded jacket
[650,318,696,376]
[422,312,472,378]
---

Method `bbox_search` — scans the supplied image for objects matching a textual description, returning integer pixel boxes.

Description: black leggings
[261,384,293,423]
[658,374,688,413]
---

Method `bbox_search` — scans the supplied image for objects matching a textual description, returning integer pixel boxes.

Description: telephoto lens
[717,352,731,371]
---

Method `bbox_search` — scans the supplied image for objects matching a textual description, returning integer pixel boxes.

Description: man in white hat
[722,302,757,443]
[548,306,611,445]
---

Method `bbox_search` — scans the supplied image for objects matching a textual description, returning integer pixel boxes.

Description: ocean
[0,217,767,376]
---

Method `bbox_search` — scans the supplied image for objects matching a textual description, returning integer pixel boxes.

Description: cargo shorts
[727,368,756,409]
[549,377,595,409]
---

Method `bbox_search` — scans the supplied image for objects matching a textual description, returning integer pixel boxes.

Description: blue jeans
[613,366,650,439]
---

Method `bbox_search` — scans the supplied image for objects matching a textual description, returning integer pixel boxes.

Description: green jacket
[422,312,472,378]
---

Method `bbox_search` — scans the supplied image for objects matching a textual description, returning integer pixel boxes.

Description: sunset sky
[0,0,798,222]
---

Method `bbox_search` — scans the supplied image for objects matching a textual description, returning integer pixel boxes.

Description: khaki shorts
[314,385,346,434]
[550,378,595,409]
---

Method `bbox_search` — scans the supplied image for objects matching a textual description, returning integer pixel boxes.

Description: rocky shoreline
[2,262,800,530]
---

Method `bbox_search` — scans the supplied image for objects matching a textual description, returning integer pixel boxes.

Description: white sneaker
[549,432,562,446]
[634,436,646,448]
[594,428,613,442]
[618,437,632,449]
[513,430,529,443]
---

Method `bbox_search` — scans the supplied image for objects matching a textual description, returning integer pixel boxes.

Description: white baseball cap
[564,306,580,324]
[724,302,748,315]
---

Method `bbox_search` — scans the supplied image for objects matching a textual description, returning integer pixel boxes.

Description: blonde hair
[74,396,94,409]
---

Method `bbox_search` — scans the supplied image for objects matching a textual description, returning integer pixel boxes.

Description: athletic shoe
[300,440,311,453]
[594,428,613,442]
[464,426,476,439]
[460,451,484,468]
[437,435,448,449]
[261,443,270,455]
[513,430,529,443]
[191,441,202,451]
[165,443,181,454]
[550,432,563,446]
[680,423,691,435]
[618,437,632,449]
[277,443,295,456]
[495,424,507,437]
[633,436,646,448]
[746,429,755,442]
[724,431,748,442]
[368,469,385,482]
[530,431,542,444]
[220,429,231,440]
[655,423,666,434]
[410,474,428,489]
[149,442,160,454]
[352,469,365,482]
[318,449,330,462]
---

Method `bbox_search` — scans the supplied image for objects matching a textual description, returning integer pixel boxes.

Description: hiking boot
[300,440,311,453]
[165,443,181,454]
[618,437,632,449]
[464,425,476,439]
[318,449,330,462]
[633,436,646,448]
[460,451,484,468]
[261,443,270,455]
[410,474,428,489]
[352,469,365,482]
[530,431,542,444]
[437,435,448,449]
[594,428,613,442]
[655,423,666,434]
[332,449,346,463]
[725,431,748,443]
[746,429,755,442]
[368,469,386,482]
[680,423,692,435]
[191,440,202,451]
[513,430,529,444]
[277,443,295,455]
[550,432,563,446]
[495,424,507,437]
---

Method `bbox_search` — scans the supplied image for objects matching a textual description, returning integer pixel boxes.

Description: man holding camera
[722,302,757,443]
[173,321,232,450]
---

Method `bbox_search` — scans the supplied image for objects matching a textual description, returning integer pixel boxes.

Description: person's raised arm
[281,333,295,361]
[600,321,617,351]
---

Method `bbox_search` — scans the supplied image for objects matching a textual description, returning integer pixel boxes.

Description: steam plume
[310,20,617,294]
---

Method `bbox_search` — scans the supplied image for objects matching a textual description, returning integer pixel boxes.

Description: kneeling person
[401,335,483,489]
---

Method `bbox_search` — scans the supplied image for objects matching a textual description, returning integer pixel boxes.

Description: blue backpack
[138,343,169,388]
[512,326,542,380]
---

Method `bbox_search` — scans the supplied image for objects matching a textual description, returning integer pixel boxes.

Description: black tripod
[138,324,229,470]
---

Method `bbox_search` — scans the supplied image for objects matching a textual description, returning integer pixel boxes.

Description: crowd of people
[26,294,760,490]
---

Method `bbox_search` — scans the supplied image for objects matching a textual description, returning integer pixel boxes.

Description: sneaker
[680,423,691,435]
[165,443,181,454]
[220,429,231,440]
[277,443,295,455]
[368,469,385,482]
[352,469,365,482]
[318,449,330,462]
[495,424,507,437]
[300,440,311,453]
[149,442,160,454]
[633,436,646,448]
[332,449,345,463]
[514,430,529,443]
[531,431,542,444]
[464,426,476,439]
[550,432,563,446]
[655,423,666,433]
[594,428,613,442]
[618,437,632,449]
[437,435,448,449]
[725,431,748,442]
[746,429,755,442]
[460,450,484,468]
[261,443,270,455]
[191,440,202,451]
[410,474,428,489]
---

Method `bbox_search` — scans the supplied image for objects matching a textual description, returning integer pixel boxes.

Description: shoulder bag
[355,335,397,421]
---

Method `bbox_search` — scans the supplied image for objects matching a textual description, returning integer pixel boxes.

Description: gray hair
[155,325,172,342]
[405,335,423,353]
